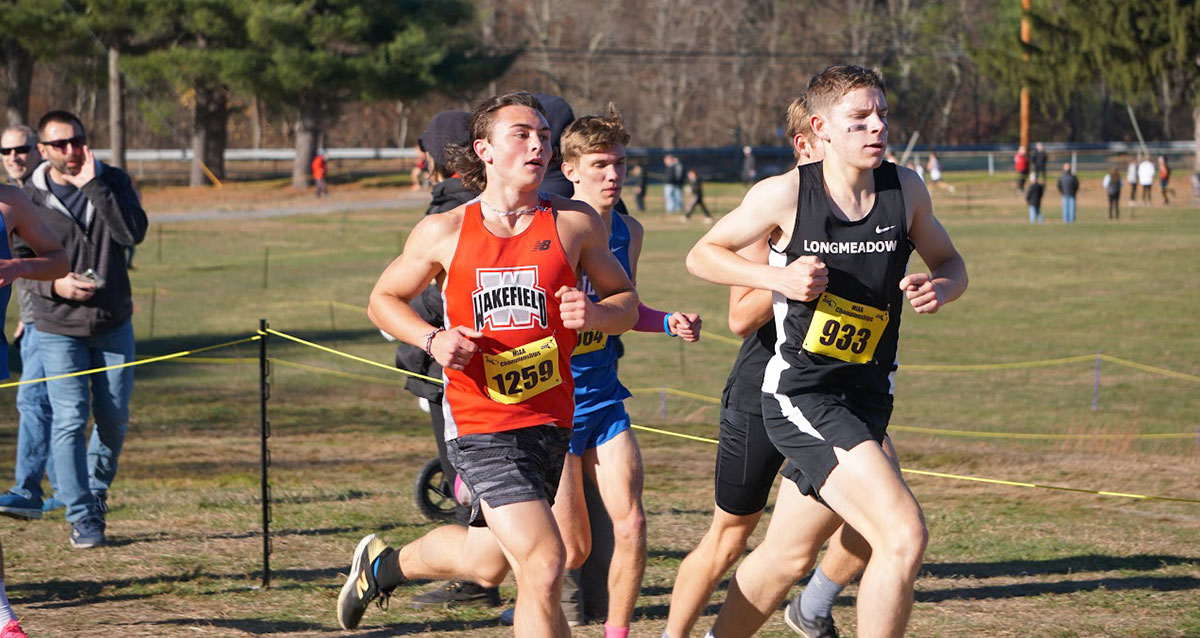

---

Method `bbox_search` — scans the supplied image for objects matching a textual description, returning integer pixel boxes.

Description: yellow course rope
[0,335,262,388]
[258,329,1197,505]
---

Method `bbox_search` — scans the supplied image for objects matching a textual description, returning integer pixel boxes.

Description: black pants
[685,197,711,218]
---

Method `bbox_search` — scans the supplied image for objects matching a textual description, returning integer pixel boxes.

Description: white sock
[0,579,13,624]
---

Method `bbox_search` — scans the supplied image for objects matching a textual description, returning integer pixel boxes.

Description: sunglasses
[0,145,31,156]
[42,135,86,151]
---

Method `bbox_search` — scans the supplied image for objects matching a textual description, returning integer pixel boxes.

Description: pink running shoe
[1,619,28,638]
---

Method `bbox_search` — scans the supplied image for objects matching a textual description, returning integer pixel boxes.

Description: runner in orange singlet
[337,92,639,638]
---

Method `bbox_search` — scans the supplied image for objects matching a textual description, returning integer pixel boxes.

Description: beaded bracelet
[424,327,445,356]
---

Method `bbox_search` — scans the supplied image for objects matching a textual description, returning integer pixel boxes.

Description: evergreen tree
[243,0,513,188]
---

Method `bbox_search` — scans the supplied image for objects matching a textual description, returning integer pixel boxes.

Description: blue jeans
[11,323,56,501]
[1061,196,1076,223]
[1029,206,1041,224]
[664,185,683,213]
[41,320,135,523]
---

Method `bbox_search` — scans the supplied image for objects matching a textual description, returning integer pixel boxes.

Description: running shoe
[43,494,65,513]
[336,534,396,629]
[69,515,105,549]
[0,493,42,520]
[784,596,839,638]
[410,580,501,608]
[0,619,28,638]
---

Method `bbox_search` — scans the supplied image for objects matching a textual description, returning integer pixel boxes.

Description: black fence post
[259,318,272,589]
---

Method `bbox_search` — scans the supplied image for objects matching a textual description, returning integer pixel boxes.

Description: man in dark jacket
[1056,162,1079,224]
[17,111,147,549]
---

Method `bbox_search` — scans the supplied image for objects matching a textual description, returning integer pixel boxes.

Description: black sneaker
[69,515,106,549]
[784,596,838,638]
[410,580,501,608]
[336,534,397,629]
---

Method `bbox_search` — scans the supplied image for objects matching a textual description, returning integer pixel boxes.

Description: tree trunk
[2,38,33,127]
[250,95,263,149]
[292,96,321,189]
[107,47,125,169]
[190,86,228,186]
[1193,103,1199,176]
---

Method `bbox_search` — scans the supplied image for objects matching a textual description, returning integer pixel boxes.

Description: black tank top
[763,161,912,396]
[721,322,775,415]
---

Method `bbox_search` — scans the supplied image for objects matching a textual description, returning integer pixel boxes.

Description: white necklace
[480,198,544,217]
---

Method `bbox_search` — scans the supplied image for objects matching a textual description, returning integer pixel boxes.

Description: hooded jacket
[19,160,147,337]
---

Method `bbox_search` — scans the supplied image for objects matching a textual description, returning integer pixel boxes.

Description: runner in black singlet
[686,65,967,638]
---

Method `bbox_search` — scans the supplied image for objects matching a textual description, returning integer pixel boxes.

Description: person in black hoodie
[397,110,504,609]
[18,110,147,549]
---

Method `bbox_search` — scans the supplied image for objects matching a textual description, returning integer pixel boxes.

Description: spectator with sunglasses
[1,126,40,188]
[0,111,146,550]
[0,125,65,525]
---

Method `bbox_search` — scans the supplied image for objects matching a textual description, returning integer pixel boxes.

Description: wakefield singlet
[441,196,579,438]
[571,211,632,415]
[762,161,912,397]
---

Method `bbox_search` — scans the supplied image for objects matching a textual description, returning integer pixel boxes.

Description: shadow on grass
[127,616,506,635]
[105,520,425,547]
[917,575,1200,602]
[923,553,1200,578]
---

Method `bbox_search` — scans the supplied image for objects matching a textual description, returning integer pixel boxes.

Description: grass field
[2,172,1198,637]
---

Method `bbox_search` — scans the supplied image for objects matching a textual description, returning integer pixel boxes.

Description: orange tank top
[440,197,579,438]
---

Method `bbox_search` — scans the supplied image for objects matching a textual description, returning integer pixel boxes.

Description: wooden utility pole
[1019,0,1031,152]
[108,47,125,170]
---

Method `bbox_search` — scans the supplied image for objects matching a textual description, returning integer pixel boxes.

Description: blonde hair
[785,94,813,159]
[561,104,630,165]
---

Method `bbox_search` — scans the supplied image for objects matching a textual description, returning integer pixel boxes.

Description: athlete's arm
[898,168,967,314]
[624,214,702,341]
[558,202,639,334]
[0,186,68,286]
[727,238,773,338]
[686,172,827,302]
[368,212,480,370]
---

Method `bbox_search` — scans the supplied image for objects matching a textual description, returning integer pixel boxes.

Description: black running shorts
[714,406,784,516]
[447,425,571,527]
[761,388,892,502]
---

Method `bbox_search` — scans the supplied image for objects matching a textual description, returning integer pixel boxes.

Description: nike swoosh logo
[875,225,895,234]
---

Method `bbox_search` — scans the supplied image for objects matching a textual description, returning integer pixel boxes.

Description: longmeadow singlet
[0,211,11,380]
[571,211,632,416]
[440,196,579,439]
[763,161,913,397]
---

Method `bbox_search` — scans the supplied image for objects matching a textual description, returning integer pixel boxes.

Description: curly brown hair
[445,92,547,192]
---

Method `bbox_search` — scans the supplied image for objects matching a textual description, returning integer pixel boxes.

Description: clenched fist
[430,326,482,370]
[776,255,828,302]
[556,286,594,330]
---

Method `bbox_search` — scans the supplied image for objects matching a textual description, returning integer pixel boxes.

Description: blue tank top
[571,212,633,415]
[0,211,13,380]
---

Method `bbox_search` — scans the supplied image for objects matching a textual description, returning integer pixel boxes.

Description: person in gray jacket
[14,111,147,549]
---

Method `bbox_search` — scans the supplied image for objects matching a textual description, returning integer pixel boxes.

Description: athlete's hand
[53,272,97,302]
[556,286,594,330]
[430,325,482,370]
[668,312,702,342]
[776,255,828,302]
[900,272,943,314]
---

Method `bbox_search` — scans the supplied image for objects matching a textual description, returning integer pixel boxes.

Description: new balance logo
[532,239,552,252]
[875,225,895,235]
